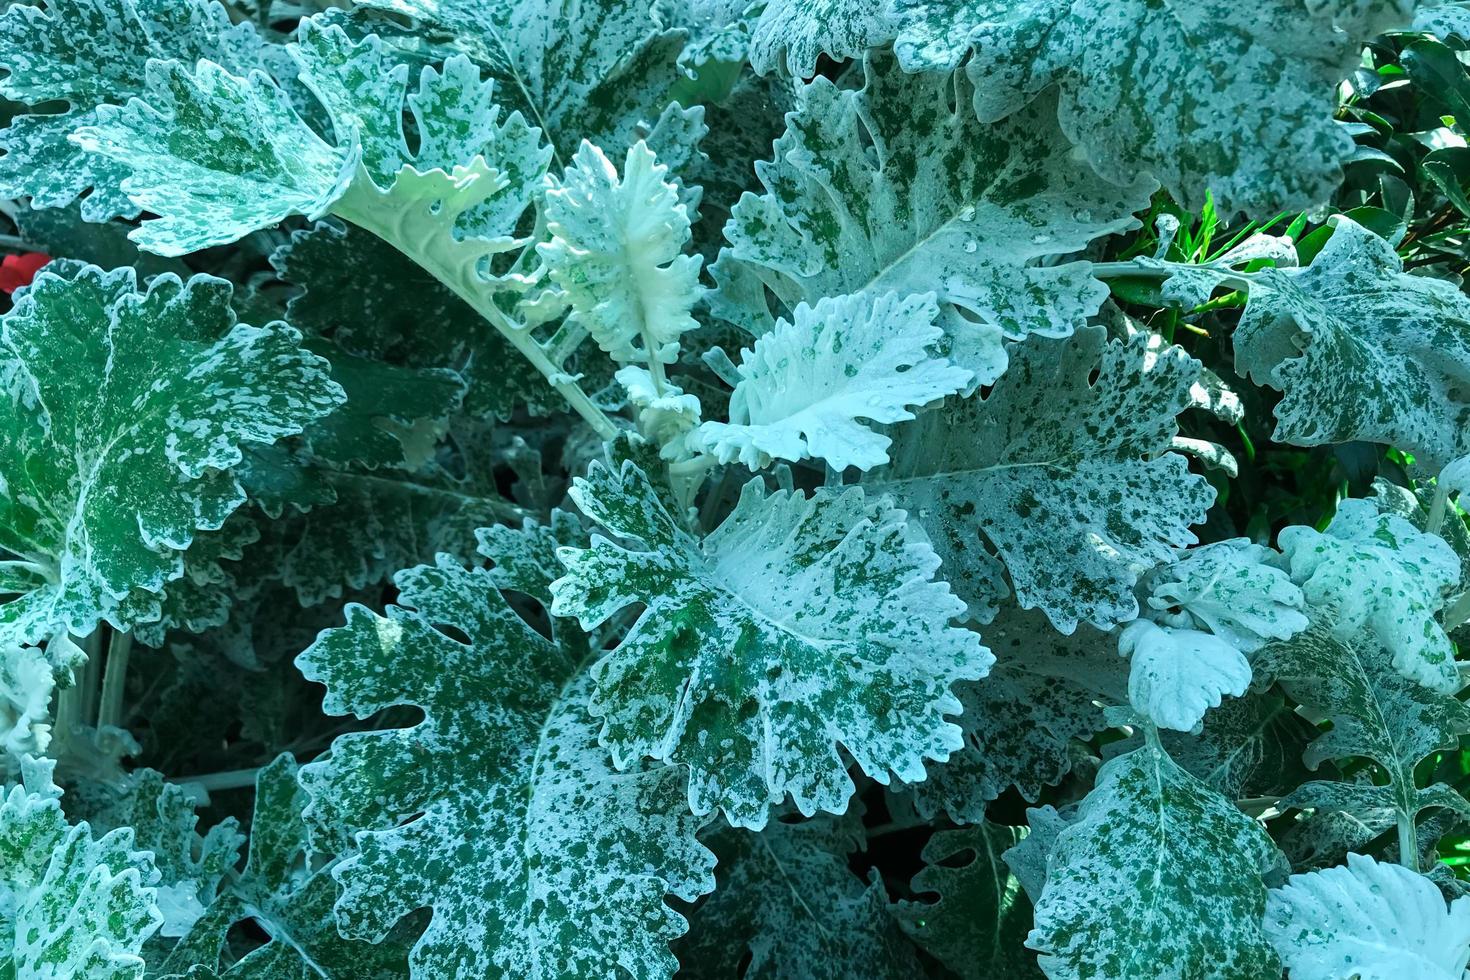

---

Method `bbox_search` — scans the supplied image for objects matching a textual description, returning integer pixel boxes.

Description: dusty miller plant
[5,0,1470,977]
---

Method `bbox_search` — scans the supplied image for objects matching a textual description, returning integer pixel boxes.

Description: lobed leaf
[715,51,1152,384]
[868,326,1215,631]
[552,462,991,828]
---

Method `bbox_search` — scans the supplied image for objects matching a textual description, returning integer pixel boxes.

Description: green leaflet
[301,339,466,472]
[892,824,1042,979]
[1259,624,1470,836]
[1,756,163,980]
[1148,690,1321,801]
[1233,217,1470,472]
[890,0,1415,214]
[677,809,922,979]
[296,549,714,979]
[539,141,704,366]
[907,607,1126,824]
[1265,853,1470,979]
[351,0,688,163]
[551,462,991,829]
[0,266,343,651]
[0,0,275,222]
[1279,497,1461,693]
[156,755,415,979]
[868,327,1215,631]
[72,59,356,257]
[133,509,264,649]
[246,463,520,607]
[692,292,972,472]
[271,222,562,422]
[746,0,894,76]
[716,51,1152,384]
[1025,737,1282,979]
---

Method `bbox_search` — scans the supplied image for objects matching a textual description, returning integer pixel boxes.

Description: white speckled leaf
[868,327,1215,632]
[694,292,972,472]
[1265,853,1470,980]
[0,756,163,979]
[892,824,1042,979]
[0,0,274,222]
[1027,737,1281,979]
[0,266,342,651]
[0,645,54,768]
[676,810,922,979]
[289,24,554,244]
[908,607,1127,824]
[71,59,354,257]
[716,52,1152,385]
[1118,620,1252,733]
[1142,538,1308,653]
[155,754,415,979]
[296,553,714,979]
[1259,624,1470,827]
[75,769,244,940]
[889,0,1415,213]
[1279,497,1461,692]
[551,462,991,829]
[353,0,686,162]
[539,141,703,365]
[747,0,893,76]
[1234,217,1470,472]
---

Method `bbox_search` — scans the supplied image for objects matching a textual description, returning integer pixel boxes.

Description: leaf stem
[1088,258,1256,292]
[97,630,132,731]
[171,766,263,793]
[332,174,620,441]
[1398,809,1420,871]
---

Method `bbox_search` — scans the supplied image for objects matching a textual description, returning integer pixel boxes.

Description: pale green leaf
[72,59,355,257]
[551,463,991,829]
[1279,497,1461,692]
[0,266,343,650]
[0,756,162,980]
[296,553,713,979]
[291,27,553,242]
[538,140,703,366]
[0,0,275,222]
[1119,619,1252,733]
[716,52,1152,384]
[1265,853,1470,980]
[1234,217,1470,471]
[868,327,1215,631]
[1026,738,1281,979]
[907,607,1126,824]
[890,0,1415,213]
[0,645,53,769]
[677,810,922,979]
[892,824,1043,979]
[747,0,893,76]
[1142,538,1308,654]
[693,291,971,472]
[352,0,687,162]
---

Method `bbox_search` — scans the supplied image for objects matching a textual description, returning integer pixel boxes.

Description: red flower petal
[0,251,51,294]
